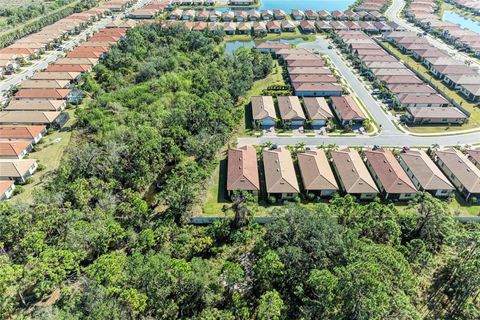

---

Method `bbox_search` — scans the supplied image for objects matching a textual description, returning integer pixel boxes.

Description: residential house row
[335,30,468,125]
[0,0,137,77]
[226,145,480,203]
[0,3,144,201]
[384,30,480,103]
[405,0,480,58]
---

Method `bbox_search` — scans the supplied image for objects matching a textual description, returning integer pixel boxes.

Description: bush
[37,163,46,172]
[268,195,277,205]
[12,185,24,195]
[293,195,301,203]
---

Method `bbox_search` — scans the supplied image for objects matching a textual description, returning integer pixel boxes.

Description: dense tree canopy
[0,26,478,319]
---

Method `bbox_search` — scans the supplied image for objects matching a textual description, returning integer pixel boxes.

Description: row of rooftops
[227,145,480,201]
[0,1,143,201]
[449,0,480,13]
[129,0,170,19]
[167,8,385,22]
[384,30,480,100]
[406,0,480,53]
[337,30,469,121]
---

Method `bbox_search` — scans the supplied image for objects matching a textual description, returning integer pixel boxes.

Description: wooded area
[0,25,478,319]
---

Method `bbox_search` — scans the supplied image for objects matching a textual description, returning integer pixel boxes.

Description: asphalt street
[385,0,480,68]
[0,0,151,95]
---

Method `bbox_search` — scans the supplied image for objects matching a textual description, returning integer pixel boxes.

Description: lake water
[225,38,304,54]
[442,10,480,34]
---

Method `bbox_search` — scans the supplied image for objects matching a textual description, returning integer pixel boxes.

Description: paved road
[298,37,398,135]
[238,35,480,147]
[385,0,480,68]
[0,0,151,96]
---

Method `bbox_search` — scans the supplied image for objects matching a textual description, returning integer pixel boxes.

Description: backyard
[382,42,480,134]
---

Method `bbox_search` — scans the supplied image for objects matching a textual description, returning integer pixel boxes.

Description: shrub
[268,195,277,205]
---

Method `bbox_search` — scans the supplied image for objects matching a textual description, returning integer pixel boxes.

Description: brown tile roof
[0,180,14,197]
[407,106,467,119]
[435,148,480,193]
[331,96,366,122]
[6,100,65,111]
[303,97,333,120]
[399,94,448,104]
[467,150,480,166]
[290,74,336,83]
[0,141,32,157]
[20,80,70,89]
[55,58,98,65]
[0,111,61,124]
[364,149,417,194]
[277,96,305,121]
[287,67,332,75]
[251,96,276,120]
[14,89,71,99]
[46,64,92,72]
[227,146,260,192]
[286,59,325,67]
[298,150,338,191]
[399,150,454,191]
[31,72,81,80]
[379,75,423,84]
[256,42,291,50]
[0,159,37,178]
[293,82,343,93]
[388,84,436,94]
[263,148,299,194]
[331,148,379,194]
[0,125,46,140]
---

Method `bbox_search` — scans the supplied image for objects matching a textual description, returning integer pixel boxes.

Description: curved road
[385,0,480,68]
[238,35,480,148]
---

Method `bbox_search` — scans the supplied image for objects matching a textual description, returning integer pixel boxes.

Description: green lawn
[382,42,480,134]
[11,109,76,204]
[225,28,316,43]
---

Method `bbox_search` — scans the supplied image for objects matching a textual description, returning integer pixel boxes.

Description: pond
[216,0,355,12]
[442,10,480,34]
[224,38,304,54]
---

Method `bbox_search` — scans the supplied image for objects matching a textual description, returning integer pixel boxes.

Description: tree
[255,290,285,320]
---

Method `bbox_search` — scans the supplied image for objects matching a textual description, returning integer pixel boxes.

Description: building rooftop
[298,150,338,191]
[227,146,260,192]
[263,148,300,194]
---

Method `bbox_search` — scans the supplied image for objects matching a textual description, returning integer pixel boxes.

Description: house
[397,93,449,108]
[430,65,478,80]
[315,21,333,32]
[266,20,281,33]
[182,9,195,20]
[255,42,291,53]
[196,10,210,21]
[237,22,252,34]
[46,64,92,73]
[5,100,66,111]
[235,11,248,22]
[252,21,267,34]
[249,10,260,21]
[0,159,38,183]
[274,9,287,20]
[303,97,333,128]
[210,11,222,21]
[0,180,15,200]
[222,11,234,22]
[251,96,276,129]
[293,83,343,97]
[298,150,338,197]
[277,96,306,127]
[407,107,467,124]
[263,148,300,200]
[20,80,71,89]
[305,10,318,20]
[261,10,273,20]
[299,20,316,33]
[227,146,260,196]
[0,141,33,159]
[0,111,68,129]
[31,71,82,82]
[291,9,304,20]
[387,84,437,95]
[435,148,480,202]
[286,59,325,67]
[290,74,335,83]
[192,21,208,31]
[398,149,454,197]
[0,125,47,143]
[467,150,480,169]
[281,20,295,32]
[460,84,480,102]
[330,95,366,126]
[364,149,418,201]
[331,10,345,20]
[223,22,237,34]
[14,88,72,101]
[317,10,331,20]
[330,148,379,200]
[287,66,332,75]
